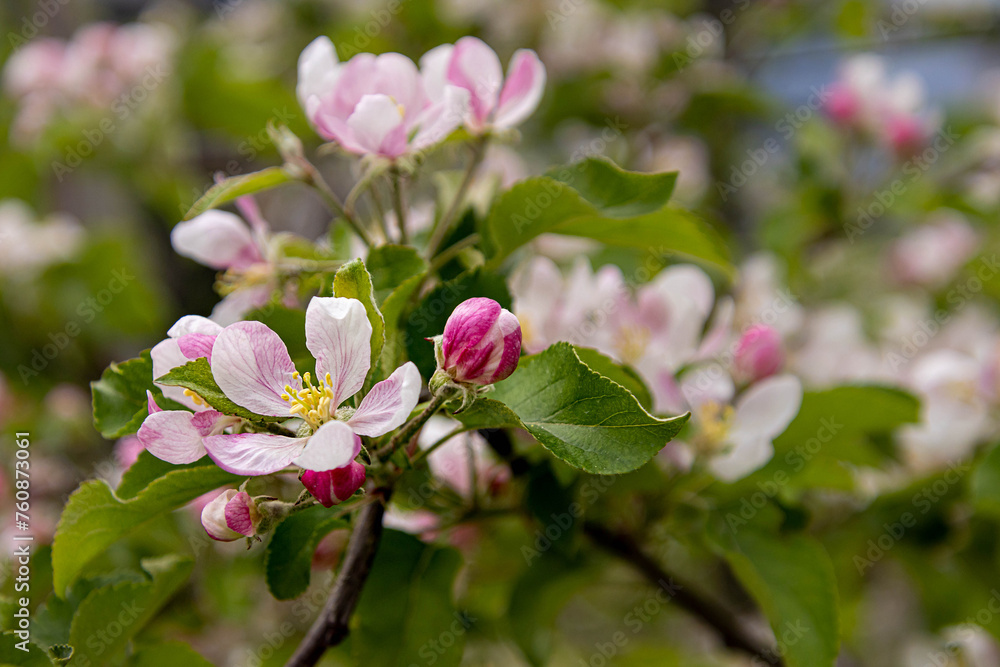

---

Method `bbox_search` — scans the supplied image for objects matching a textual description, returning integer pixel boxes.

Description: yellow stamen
[281,370,338,430]
[693,401,736,454]
[183,388,208,408]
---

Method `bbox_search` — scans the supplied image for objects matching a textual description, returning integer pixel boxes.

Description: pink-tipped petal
[301,461,366,507]
[293,420,362,472]
[411,85,470,151]
[494,49,545,129]
[167,315,224,338]
[151,338,198,409]
[419,44,454,101]
[210,284,274,327]
[224,490,260,536]
[146,390,162,414]
[348,362,422,437]
[447,37,503,126]
[171,210,263,271]
[346,94,407,157]
[211,321,300,417]
[203,432,306,476]
[176,332,217,364]
[297,36,340,112]
[137,409,224,464]
[305,297,372,408]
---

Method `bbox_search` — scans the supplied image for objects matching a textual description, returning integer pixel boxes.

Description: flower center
[617,324,650,365]
[693,401,735,454]
[183,389,208,408]
[281,371,336,430]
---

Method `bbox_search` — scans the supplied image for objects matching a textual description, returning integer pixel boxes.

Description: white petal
[346,94,406,156]
[137,410,210,464]
[305,297,372,408]
[730,374,803,441]
[171,210,262,270]
[167,315,223,338]
[708,435,774,482]
[203,432,306,476]
[348,362,422,436]
[411,85,470,151]
[494,49,546,129]
[293,420,362,471]
[151,338,198,409]
[211,321,299,417]
[297,36,340,111]
[419,44,453,101]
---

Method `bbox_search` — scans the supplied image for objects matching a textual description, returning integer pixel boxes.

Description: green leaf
[450,397,522,430]
[0,633,53,667]
[156,357,286,424]
[405,267,512,378]
[353,530,466,667]
[52,465,240,594]
[490,343,688,474]
[482,161,730,275]
[720,530,839,667]
[971,443,1000,516]
[91,352,181,439]
[366,245,428,304]
[116,450,213,500]
[334,259,386,379]
[545,158,677,217]
[572,346,654,411]
[184,166,293,220]
[265,506,348,600]
[68,556,193,665]
[126,642,213,667]
[380,272,426,373]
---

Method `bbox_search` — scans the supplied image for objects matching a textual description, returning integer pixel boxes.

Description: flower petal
[730,374,803,442]
[305,297,371,408]
[708,435,774,482]
[212,321,299,416]
[203,432,306,476]
[348,362,422,436]
[151,338,199,409]
[171,210,263,271]
[419,44,453,101]
[346,94,407,157]
[297,36,340,112]
[176,333,216,364]
[494,49,545,129]
[411,85,469,151]
[447,36,503,125]
[137,409,219,464]
[167,315,223,338]
[210,284,274,327]
[293,420,362,472]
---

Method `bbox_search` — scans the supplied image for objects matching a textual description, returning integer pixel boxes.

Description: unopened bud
[201,490,261,541]
[301,461,366,508]
[733,324,783,383]
[439,297,521,386]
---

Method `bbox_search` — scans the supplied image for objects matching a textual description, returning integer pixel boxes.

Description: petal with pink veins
[305,297,371,408]
[167,315,223,338]
[494,49,546,129]
[176,332,216,363]
[293,420,363,472]
[137,408,225,464]
[203,432,306,476]
[212,321,301,417]
[447,37,503,125]
[348,362,422,436]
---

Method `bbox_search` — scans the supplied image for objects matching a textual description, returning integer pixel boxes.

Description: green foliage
[0,633,53,667]
[482,158,730,274]
[91,351,181,439]
[184,166,294,219]
[719,529,840,667]
[970,443,1000,516]
[353,530,466,667]
[334,259,386,379]
[126,642,213,666]
[366,245,429,303]
[572,346,654,411]
[52,464,239,594]
[490,343,688,474]
[265,506,348,600]
[156,357,286,423]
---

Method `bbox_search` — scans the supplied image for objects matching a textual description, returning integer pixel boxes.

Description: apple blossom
[201,489,262,541]
[195,296,421,476]
[296,37,470,158]
[732,324,784,384]
[438,297,522,385]
[420,36,545,133]
[0,200,84,279]
[888,213,979,289]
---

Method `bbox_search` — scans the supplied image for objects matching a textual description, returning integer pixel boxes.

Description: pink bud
[301,461,366,508]
[824,83,860,125]
[440,297,521,385]
[201,490,261,541]
[885,113,925,156]
[733,324,784,383]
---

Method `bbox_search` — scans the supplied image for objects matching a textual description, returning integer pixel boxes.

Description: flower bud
[201,490,261,541]
[733,324,783,383]
[439,297,521,385]
[301,462,366,508]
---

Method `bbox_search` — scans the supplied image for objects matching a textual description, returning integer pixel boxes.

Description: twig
[390,166,408,244]
[424,138,486,259]
[583,521,783,666]
[428,234,480,275]
[284,499,387,667]
[302,164,376,247]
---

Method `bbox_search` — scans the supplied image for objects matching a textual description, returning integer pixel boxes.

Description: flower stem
[428,233,480,274]
[301,162,376,247]
[390,166,408,244]
[407,425,468,468]
[375,392,450,461]
[424,137,487,260]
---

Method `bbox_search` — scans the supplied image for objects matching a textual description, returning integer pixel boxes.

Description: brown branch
[583,521,783,667]
[285,497,387,667]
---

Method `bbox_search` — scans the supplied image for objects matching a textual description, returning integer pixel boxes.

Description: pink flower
[440,297,521,385]
[171,196,276,325]
[201,490,261,541]
[296,37,469,158]
[420,37,546,133]
[732,324,784,384]
[301,462,366,507]
[888,214,979,288]
[194,297,421,476]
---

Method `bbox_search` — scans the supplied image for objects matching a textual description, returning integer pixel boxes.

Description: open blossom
[679,370,803,481]
[201,490,261,541]
[888,213,979,289]
[439,297,522,385]
[193,297,421,475]
[139,315,238,464]
[296,37,469,158]
[171,195,280,325]
[420,37,545,133]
